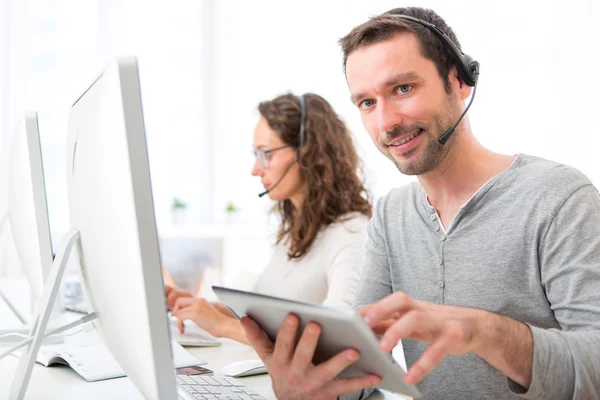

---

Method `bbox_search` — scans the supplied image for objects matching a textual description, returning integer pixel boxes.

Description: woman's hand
[165,285,192,309]
[171,297,234,338]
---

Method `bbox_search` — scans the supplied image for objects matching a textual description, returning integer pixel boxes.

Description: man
[241,7,600,399]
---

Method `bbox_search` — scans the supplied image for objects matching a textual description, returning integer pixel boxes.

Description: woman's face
[251,117,304,204]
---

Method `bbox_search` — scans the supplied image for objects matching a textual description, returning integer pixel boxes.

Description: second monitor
[0,112,54,327]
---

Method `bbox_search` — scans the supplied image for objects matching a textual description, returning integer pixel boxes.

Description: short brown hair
[258,93,372,259]
[339,7,463,93]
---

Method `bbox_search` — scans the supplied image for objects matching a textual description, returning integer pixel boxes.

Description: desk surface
[0,279,409,400]
[0,338,409,399]
[0,336,269,399]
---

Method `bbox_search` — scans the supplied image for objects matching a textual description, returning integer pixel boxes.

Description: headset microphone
[392,14,480,145]
[437,80,478,145]
[258,160,297,198]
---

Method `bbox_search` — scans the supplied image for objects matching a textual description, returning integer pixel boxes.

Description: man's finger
[240,316,274,362]
[363,292,418,328]
[378,310,437,352]
[271,314,300,367]
[357,304,372,317]
[312,348,359,382]
[404,321,464,384]
[369,319,397,336]
[291,322,321,371]
[359,305,400,320]
[321,374,382,398]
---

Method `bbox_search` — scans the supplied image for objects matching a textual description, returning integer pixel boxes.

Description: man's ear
[452,66,472,101]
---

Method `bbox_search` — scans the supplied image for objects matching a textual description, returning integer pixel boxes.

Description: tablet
[212,286,422,398]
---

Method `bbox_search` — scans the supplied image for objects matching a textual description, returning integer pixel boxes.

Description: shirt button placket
[439,237,446,304]
[430,213,440,233]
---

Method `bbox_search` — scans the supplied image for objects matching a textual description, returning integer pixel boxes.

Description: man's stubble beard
[388,94,459,176]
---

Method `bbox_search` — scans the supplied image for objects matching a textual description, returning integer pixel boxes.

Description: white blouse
[253,213,369,308]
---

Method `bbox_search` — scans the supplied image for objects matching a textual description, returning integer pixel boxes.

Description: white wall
[211,0,600,227]
[1,0,599,280]
[0,0,216,276]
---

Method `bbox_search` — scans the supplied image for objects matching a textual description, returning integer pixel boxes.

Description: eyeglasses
[252,145,294,168]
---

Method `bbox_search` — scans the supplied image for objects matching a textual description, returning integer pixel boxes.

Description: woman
[168,93,372,344]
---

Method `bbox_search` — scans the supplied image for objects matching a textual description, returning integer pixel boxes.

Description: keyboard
[169,318,221,347]
[176,375,266,400]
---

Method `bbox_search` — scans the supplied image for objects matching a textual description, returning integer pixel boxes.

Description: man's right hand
[165,285,192,309]
[241,314,381,400]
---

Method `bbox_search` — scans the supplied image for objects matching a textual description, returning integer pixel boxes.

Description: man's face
[346,33,461,176]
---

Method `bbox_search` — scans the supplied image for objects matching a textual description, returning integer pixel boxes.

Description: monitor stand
[0,211,62,342]
[9,228,81,400]
[0,212,27,325]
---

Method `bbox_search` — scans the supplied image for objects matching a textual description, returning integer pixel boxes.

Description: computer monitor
[64,57,178,399]
[0,113,54,319]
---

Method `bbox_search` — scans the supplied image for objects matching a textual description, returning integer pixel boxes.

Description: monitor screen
[66,57,178,400]
[7,113,53,305]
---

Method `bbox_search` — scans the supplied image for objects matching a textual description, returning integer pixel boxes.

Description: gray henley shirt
[344,154,600,400]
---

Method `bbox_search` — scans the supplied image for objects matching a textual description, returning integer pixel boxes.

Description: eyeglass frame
[252,145,295,169]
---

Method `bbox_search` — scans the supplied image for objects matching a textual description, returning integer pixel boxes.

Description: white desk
[0,338,410,399]
[0,336,268,399]
[0,279,410,400]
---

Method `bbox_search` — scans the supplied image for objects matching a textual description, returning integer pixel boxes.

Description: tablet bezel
[212,286,421,398]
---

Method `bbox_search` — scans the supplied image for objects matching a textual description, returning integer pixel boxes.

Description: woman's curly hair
[258,93,372,259]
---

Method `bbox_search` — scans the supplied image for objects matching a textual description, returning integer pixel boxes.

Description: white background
[1,0,598,284]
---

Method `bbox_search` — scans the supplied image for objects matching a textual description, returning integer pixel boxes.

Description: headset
[392,14,480,144]
[297,94,306,160]
[392,14,479,87]
[258,94,306,198]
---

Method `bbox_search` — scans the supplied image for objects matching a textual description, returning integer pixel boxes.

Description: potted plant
[224,201,240,224]
[171,197,187,224]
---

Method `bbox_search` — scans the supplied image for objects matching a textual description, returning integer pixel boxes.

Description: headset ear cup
[459,54,479,87]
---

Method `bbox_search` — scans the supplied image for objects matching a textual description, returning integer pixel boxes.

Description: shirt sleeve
[509,184,600,399]
[322,216,368,308]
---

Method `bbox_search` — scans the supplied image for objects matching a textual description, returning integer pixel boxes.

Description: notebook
[18,334,204,382]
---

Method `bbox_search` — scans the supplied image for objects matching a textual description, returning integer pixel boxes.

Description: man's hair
[339,7,463,93]
[258,93,372,259]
